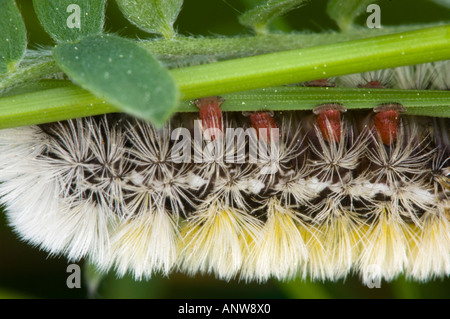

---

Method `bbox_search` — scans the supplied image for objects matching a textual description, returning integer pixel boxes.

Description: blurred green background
[0,0,449,299]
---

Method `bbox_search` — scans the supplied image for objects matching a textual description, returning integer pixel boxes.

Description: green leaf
[116,0,183,39]
[0,0,26,73]
[239,0,309,34]
[327,0,376,32]
[53,34,178,125]
[33,0,105,43]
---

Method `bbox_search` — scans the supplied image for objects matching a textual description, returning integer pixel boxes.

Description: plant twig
[0,25,449,128]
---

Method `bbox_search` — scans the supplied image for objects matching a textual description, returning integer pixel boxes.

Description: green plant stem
[172,25,450,100]
[0,84,448,129]
[0,25,446,92]
[141,24,447,60]
[188,87,450,117]
[1,79,70,97]
[0,25,449,128]
[0,85,116,129]
[0,59,59,92]
[1,24,447,92]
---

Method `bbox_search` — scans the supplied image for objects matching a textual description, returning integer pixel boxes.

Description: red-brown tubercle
[304,78,336,88]
[362,80,385,89]
[313,103,347,143]
[373,103,406,145]
[193,96,224,141]
[249,112,279,143]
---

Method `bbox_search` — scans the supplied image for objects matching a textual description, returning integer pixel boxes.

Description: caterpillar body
[0,62,448,284]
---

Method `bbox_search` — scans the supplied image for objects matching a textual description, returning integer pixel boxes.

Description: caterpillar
[0,62,448,284]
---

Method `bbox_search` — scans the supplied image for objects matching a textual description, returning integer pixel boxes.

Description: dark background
[0,0,449,298]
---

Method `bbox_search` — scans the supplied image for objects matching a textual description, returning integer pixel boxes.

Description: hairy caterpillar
[0,62,448,284]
